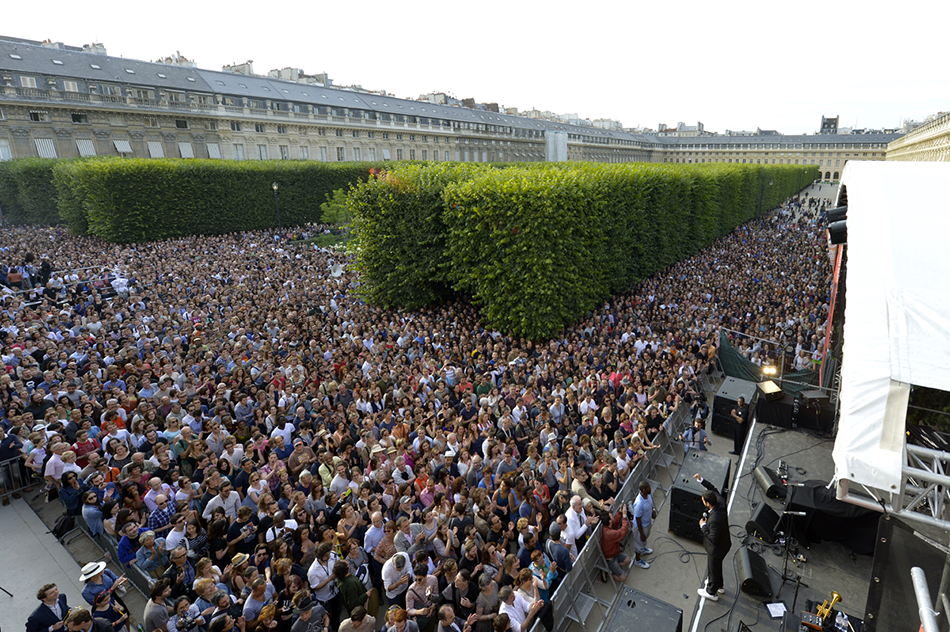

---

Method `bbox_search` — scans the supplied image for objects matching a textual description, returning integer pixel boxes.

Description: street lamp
[271,182,281,232]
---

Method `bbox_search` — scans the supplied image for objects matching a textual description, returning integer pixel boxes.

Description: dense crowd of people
[5,191,832,632]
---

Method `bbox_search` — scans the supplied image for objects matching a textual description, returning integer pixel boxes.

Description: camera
[177,616,199,632]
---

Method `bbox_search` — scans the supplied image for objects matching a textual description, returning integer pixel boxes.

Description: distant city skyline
[4,0,946,134]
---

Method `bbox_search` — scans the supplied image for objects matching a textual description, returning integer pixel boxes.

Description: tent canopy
[832,162,950,494]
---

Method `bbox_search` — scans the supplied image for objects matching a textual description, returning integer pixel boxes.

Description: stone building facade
[886,112,950,162]
[0,36,902,175]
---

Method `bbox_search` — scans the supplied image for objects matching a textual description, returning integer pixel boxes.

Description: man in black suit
[694,473,731,601]
[63,607,114,632]
[26,583,70,632]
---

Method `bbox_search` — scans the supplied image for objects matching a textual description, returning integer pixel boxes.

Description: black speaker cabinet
[669,452,731,543]
[753,466,787,499]
[711,377,758,437]
[746,503,781,544]
[737,547,772,597]
[669,510,702,544]
[605,586,683,632]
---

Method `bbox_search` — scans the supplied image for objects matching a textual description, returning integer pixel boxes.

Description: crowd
[4,193,831,632]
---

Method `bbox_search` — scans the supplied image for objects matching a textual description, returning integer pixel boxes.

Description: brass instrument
[816,591,843,619]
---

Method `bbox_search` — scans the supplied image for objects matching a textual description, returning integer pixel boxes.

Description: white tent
[832,161,950,497]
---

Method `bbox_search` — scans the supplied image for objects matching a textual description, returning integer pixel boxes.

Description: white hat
[80,561,107,582]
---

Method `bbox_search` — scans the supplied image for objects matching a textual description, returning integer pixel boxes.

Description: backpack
[51,514,76,540]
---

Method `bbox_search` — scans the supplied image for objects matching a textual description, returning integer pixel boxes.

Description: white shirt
[381,553,412,599]
[499,592,531,632]
[308,553,339,601]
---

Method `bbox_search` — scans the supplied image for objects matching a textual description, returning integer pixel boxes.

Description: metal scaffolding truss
[837,443,950,531]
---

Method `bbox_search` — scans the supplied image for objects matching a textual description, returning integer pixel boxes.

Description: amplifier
[757,380,783,402]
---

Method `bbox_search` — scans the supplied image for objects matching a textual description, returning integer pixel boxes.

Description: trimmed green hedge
[351,162,817,339]
[53,158,389,242]
[0,158,61,224]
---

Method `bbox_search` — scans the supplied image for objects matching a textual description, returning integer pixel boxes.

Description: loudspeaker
[757,380,783,402]
[669,510,702,544]
[737,548,772,597]
[605,586,683,632]
[746,503,781,544]
[711,378,758,436]
[753,466,787,499]
[669,452,731,544]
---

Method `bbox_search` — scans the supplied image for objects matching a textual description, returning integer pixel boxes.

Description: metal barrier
[0,455,33,496]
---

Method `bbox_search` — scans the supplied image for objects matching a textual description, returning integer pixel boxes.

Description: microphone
[783,511,807,516]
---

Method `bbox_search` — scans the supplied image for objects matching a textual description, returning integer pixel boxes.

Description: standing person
[600,504,632,583]
[630,482,655,569]
[307,542,341,632]
[729,397,749,456]
[678,419,711,455]
[144,579,173,632]
[694,473,731,601]
[63,608,114,632]
[26,583,70,632]
[290,594,328,632]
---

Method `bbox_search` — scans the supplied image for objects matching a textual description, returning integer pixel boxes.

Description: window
[300,146,309,160]
[382,133,389,140]
[409,150,416,160]
[206,143,221,159]
[147,117,159,128]
[175,119,188,129]
[71,113,88,124]
[396,149,403,160]
[206,121,218,131]
[277,125,287,134]
[9,54,22,60]
[409,134,415,141]
[75,139,97,157]
[134,89,151,100]
[231,121,242,132]
[168,92,182,102]
[336,147,345,161]
[255,123,265,133]
[90,64,101,70]
[178,142,194,159]
[63,80,79,92]
[336,129,344,137]
[124,68,135,74]
[368,148,376,161]
[34,138,57,158]
[20,76,37,88]
[279,145,289,160]
[396,134,403,140]
[157,73,166,79]
[352,147,360,161]
[319,147,328,162]
[29,110,46,122]
[422,135,428,142]
[433,150,439,161]
[147,141,165,158]
[318,128,326,136]
[257,144,268,160]
[422,150,427,160]
[352,130,359,138]
[367,132,375,139]
[0,139,13,161]
[232,144,245,160]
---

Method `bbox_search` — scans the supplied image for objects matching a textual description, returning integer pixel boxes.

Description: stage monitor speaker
[800,389,829,404]
[711,413,734,437]
[753,466,787,499]
[746,503,781,544]
[757,380,783,402]
[605,586,683,632]
[737,548,773,597]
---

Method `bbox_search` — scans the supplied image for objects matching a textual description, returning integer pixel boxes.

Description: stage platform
[571,417,874,632]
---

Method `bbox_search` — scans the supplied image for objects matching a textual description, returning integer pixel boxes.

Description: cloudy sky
[5,0,945,134]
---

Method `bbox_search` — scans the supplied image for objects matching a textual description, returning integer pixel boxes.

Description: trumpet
[816,591,843,619]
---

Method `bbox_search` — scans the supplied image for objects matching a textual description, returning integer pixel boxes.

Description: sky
[4,0,946,134]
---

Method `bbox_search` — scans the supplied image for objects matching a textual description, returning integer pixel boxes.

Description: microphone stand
[773,511,808,617]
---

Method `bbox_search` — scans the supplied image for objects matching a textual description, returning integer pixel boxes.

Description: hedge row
[0,158,62,225]
[351,162,817,339]
[50,158,392,243]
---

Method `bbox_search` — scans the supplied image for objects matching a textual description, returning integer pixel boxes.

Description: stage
[581,418,876,632]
